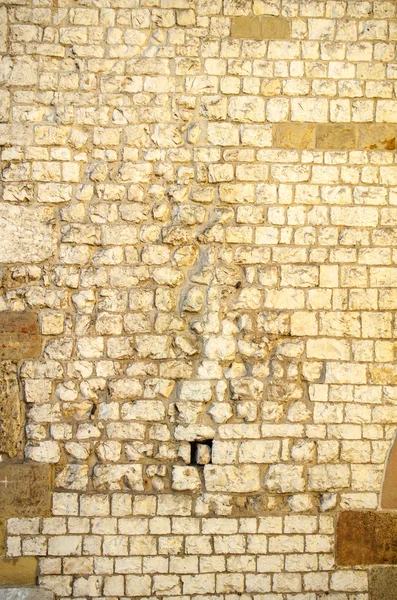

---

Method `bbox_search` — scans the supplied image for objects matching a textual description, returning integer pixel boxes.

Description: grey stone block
[0,589,54,600]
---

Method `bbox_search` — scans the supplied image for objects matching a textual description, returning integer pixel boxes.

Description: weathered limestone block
[316,124,357,150]
[172,466,201,491]
[0,205,56,264]
[273,123,316,150]
[0,464,52,517]
[0,89,10,122]
[0,362,22,458]
[204,465,261,492]
[0,7,7,54]
[264,465,305,493]
[358,124,396,150]
[93,464,144,491]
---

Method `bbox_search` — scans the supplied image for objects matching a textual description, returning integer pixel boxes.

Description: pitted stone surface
[0,464,52,518]
[0,205,56,264]
[0,2,396,599]
[0,361,22,458]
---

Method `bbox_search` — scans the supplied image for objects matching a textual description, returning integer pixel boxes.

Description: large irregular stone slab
[1,590,54,600]
[0,312,41,360]
[0,204,56,264]
[0,361,22,458]
[369,567,397,600]
[337,511,397,565]
[0,464,52,517]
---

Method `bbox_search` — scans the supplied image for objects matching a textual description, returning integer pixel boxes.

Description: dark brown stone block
[337,511,397,566]
[0,312,41,360]
[369,567,397,600]
[0,361,22,458]
[0,464,52,518]
[0,557,37,586]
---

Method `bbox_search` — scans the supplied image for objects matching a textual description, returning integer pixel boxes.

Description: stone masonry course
[1,0,397,598]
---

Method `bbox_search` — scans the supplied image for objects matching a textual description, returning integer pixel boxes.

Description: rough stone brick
[316,124,357,150]
[337,511,397,565]
[0,464,52,518]
[0,361,22,458]
[0,205,56,264]
[0,7,7,54]
[0,557,37,586]
[0,312,41,360]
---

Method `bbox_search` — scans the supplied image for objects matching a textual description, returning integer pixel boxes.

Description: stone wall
[1,0,397,598]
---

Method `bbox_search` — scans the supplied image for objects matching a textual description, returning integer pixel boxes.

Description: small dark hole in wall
[190,440,213,465]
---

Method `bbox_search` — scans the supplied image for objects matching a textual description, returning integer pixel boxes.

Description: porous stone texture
[0,362,22,458]
[0,206,56,264]
[0,1,397,599]
[0,313,41,360]
[337,511,397,565]
[0,465,52,518]
[369,567,397,600]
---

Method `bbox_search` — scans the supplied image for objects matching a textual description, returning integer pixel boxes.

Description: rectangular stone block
[0,557,37,587]
[0,464,52,518]
[261,17,291,40]
[0,7,7,54]
[0,312,41,360]
[316,124,357,150]
[337,511,397,566]
[0,520,5,555]
[2,591,54,600]
[230,17,261,39]
[358,124,396,150]
[273,123,316,149]
[369,567,397,600]
[0,362,22,458]
[0,205,56,264]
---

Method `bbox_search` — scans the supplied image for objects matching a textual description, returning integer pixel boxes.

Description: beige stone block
[316,124,357,150]
[230,17,261,39]
[358,123,396,150]
[261,17,291,39]
[273,123,316,149]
